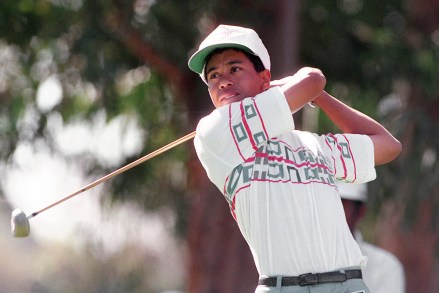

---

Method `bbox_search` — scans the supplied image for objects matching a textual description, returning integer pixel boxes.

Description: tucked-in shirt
[194,87,376,276]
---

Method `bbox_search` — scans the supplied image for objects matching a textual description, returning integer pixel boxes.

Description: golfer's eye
[208,72,219,81]
[231,66,241,73]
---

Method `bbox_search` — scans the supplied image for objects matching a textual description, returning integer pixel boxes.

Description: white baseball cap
[338,182,368,202]
[188,24,271,82]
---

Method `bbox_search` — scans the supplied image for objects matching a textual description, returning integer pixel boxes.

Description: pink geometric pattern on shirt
[223,138,336,208]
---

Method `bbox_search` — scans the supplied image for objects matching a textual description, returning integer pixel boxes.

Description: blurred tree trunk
[376,1,439,292]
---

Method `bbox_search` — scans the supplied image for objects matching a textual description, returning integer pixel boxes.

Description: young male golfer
[188,24,401,293]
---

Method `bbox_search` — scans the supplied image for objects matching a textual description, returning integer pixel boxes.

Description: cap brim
[188,43,254,74]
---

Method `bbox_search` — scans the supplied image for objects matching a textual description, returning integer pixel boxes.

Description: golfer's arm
[277,67,326,113]
[313,91,402,165]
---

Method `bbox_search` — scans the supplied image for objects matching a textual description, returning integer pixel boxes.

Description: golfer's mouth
[220,91,239,102]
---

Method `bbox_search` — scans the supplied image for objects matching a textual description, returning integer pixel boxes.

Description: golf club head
[11,209,30,238]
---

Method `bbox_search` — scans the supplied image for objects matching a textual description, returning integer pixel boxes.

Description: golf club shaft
[29,131,196,218]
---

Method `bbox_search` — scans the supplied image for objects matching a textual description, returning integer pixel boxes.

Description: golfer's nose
[219,75,233,89]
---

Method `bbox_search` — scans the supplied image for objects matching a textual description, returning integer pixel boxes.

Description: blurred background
[1,0,438,292]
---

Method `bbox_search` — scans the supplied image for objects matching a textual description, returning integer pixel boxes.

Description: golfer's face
[205,49,270,108]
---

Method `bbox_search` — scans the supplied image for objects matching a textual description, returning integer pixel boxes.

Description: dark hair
[203,47,266,81]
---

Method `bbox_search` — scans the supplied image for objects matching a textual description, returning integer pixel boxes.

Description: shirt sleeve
[322,133,376,183]
[194,87,294,190]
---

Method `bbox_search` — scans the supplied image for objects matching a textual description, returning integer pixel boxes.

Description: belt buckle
[298,273,319,286]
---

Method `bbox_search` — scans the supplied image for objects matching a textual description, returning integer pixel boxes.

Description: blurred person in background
[339,182,406,293]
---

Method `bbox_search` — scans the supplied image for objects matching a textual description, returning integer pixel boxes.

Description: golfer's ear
[261,69,271,91]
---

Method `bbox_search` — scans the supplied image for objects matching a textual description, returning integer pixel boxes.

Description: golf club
[11,130,196,238]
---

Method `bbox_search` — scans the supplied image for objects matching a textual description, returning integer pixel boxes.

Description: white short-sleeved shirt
[194,87,376,276]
